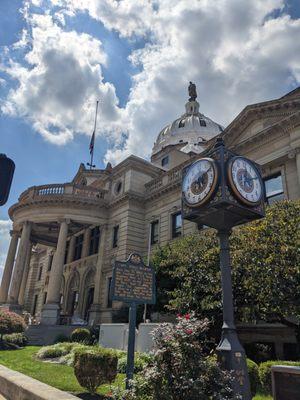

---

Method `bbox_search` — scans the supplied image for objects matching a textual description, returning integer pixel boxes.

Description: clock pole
[216,229,251,399]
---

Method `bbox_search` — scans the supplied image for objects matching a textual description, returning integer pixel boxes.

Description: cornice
[228,111,300,152]
[223,99,300,145]
[9,196,108,219]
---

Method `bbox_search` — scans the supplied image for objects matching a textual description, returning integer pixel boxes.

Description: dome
[152,99,223,156]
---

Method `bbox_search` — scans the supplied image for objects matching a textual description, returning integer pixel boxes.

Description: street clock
[182,138,265,230]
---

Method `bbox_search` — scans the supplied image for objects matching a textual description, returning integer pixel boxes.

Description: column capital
[57,218,71,225]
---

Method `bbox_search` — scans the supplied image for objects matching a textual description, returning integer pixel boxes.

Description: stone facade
[1,87,300,325]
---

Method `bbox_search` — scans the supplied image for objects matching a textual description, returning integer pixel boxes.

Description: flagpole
[87,100,99,170]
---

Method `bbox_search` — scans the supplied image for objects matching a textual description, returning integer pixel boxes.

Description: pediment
[228,116,284,146]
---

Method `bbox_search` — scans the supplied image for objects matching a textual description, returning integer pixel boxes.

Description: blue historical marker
[110,253,156,388]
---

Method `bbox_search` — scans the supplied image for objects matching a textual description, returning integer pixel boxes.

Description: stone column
[82,228,91,258]
[0,231,19,303]
[41,219,69,325]
[66,235,76,264]
[18,243,33,306]
[89,225,107,324]
[296,151,300,190]
[8,222,32,308]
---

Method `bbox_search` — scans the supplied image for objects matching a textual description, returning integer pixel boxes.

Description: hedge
[259,360,300,394]
[246,358,259,396]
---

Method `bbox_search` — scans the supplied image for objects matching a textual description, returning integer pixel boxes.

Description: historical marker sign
[110,253,156,389]
[110,253,156,305]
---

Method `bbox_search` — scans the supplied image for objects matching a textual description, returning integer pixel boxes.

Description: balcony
[18,183,108,204]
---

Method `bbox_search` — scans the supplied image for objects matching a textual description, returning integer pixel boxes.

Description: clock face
[227,157,263,206]
[182,158,219,207]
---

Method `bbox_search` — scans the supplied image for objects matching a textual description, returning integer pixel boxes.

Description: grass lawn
[0,346,124,396]
[0,346,272,399]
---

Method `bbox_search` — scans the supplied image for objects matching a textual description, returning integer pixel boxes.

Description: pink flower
[185,329,193,335]
[184,314,191,320]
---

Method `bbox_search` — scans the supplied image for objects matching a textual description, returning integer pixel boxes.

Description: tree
[151,201,300,339]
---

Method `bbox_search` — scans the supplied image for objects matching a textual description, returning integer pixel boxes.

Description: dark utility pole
[217,230,251,399]
[126,302,137,389]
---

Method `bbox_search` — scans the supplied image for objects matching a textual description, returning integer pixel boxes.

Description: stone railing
[19,183,107,203]
[146,166,182,195]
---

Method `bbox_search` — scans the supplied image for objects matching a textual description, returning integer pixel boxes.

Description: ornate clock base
[217,328,252,400]
[217,229,252,399]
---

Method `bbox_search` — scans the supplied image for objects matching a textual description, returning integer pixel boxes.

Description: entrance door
[84,287,94,320]
[70,291,78,315]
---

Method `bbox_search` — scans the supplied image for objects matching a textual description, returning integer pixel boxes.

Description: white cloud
[2,0,300,165]
[0,220,12,280]
[1,11,125,145]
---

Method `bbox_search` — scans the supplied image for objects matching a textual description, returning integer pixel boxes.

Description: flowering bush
[113,314,239,400]
[0,311,26,349]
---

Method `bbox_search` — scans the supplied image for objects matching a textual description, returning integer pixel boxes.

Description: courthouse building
[0,86,300,328]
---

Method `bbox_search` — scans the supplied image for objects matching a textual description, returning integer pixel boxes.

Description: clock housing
[182,139,265,230]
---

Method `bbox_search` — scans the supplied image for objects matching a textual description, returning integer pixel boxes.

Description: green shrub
[247,359,259,396]
[71,328,91,344]
[3,333,28,347]
[259,360,300,394]
[59,344,90,366]
[74,348,118,394]
[36,342,77,360]
[117,352,153,374]
[54,333,70,344]
[36,345,67,359]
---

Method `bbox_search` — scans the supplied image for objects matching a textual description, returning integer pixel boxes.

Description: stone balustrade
[145,166,182,195]
[18,183,107,203]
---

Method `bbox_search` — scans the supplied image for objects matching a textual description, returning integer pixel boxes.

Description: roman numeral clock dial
[182,158,219,207]
[227,156,263,206]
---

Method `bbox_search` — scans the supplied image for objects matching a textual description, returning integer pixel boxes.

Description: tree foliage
[151,201,300,333]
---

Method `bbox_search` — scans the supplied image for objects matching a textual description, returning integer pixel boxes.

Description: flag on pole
[89,130,95,155]
[89,100,99,155]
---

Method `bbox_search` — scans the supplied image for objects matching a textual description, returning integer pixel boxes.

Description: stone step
[26,325,83,346]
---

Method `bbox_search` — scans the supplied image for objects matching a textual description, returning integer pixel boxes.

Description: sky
[0,0,300,278]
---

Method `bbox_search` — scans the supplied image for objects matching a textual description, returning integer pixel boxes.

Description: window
[161,156,169,167]
[32,294,38,315]
[64,240,69,264]
[38,265,43,281]
[178,119,185,128]
[151,220,159,245]
[107,277,113,308]
[115,181,122,195]
[48,253,54,271]
[112,225,119,248]
[172,212,182,238]
[199,119,206,127]
[73,234,84,261]
[264,173,284,205]
[89,226,101,255]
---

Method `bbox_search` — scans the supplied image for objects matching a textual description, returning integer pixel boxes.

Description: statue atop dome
[188,81,197,101]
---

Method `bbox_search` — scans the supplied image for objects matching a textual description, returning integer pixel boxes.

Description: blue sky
[1,0,300,276]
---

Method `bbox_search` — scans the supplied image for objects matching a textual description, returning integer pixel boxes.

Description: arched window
[178,119,185,128]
